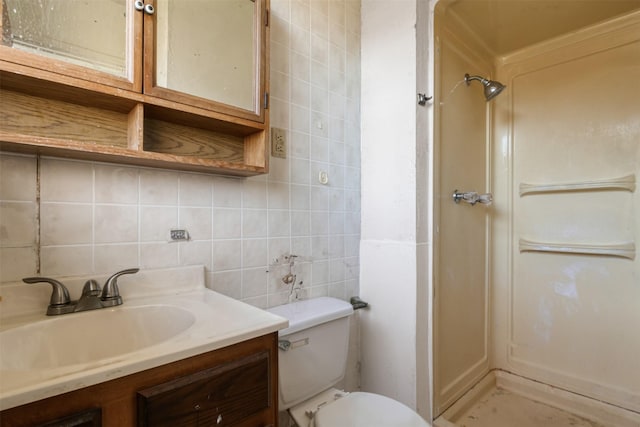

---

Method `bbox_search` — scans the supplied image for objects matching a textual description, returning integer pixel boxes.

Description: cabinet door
[137,351,271,426]
[143,0,268,123]
[0,0,142,91]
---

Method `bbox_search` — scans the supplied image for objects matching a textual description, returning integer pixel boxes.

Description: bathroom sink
[0,266,288,412]
[0,304,195,371]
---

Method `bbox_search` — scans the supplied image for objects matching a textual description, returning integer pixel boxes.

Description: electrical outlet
[170,229,190,241]
[271,127,287,159]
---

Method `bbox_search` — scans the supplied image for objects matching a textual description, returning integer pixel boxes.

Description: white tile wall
[0,0,361,311]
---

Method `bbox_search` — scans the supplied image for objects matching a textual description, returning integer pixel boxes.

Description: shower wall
[492,11,640,412]
[432,7,494,415]
[434,3,640,418]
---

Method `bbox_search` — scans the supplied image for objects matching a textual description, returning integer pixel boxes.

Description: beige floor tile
[453,388,606,427]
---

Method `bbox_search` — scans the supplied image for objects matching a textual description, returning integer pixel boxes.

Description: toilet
[268,297,430,427]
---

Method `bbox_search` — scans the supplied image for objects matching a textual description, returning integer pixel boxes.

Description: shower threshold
[434,371,640,427]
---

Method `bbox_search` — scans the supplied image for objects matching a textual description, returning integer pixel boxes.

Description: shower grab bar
[452,190,493,206]
[519,238,635,260]
[519,174,636,196]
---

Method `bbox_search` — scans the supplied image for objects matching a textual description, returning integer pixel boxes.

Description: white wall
[360,0,431,419]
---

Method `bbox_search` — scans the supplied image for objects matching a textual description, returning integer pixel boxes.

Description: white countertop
[0,266,288,411]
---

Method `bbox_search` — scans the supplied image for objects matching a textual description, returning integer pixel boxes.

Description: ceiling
[445,0,640,56]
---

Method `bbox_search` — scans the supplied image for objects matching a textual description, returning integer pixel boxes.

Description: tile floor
[453,388,606,427]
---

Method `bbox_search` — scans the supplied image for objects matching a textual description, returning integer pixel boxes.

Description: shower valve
[452,190,493,206]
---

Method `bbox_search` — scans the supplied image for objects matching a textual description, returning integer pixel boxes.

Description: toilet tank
[268,297,354,410]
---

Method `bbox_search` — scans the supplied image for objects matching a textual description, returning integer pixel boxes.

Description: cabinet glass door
[1,0,141,91]
[147,0,266,121]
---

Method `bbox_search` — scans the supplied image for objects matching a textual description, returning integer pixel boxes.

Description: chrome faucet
[23,268,139,316]
[100,268,139,307]
[22,277,73,315]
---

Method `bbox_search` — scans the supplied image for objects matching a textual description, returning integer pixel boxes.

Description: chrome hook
[417,93,433,105]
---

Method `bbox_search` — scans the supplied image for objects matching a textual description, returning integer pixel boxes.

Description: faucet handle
[22,277,71,311]
[100,268,139,306]
[452,190,493,206]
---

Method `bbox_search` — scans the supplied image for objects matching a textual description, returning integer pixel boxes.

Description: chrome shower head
[464,73,506,101]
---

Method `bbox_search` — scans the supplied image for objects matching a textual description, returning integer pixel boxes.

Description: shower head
[464,74,506,101]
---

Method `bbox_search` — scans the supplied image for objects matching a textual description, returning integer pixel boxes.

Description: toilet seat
[316,392,430,427]
[289,389,430,427]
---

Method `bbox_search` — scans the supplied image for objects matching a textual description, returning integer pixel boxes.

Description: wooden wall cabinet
[0,0,270,176]
[0,333,278,427]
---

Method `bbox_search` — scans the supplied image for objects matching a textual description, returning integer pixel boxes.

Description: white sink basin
[0,304,195,371]
[0,266,288,412]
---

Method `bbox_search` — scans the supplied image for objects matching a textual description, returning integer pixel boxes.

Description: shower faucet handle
[452,190,493,206]
[477,193,493,205]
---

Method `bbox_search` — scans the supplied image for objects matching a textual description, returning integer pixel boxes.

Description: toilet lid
[315,392,430,427]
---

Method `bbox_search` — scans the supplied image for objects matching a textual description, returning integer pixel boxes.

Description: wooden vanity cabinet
[0,0,270,176]
[0,333,278,427]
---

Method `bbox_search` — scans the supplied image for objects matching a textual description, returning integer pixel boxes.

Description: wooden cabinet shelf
[0,0,270,176]
[0,68,269,176]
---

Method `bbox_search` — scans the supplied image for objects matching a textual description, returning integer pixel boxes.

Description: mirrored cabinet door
[144,0,267,122]
[0,0,142,91]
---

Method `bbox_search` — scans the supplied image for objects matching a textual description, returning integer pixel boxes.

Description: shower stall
[431,1,640,426]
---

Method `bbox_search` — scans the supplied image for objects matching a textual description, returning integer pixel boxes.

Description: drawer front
[37,408,102,427]
[137,351,270,427]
